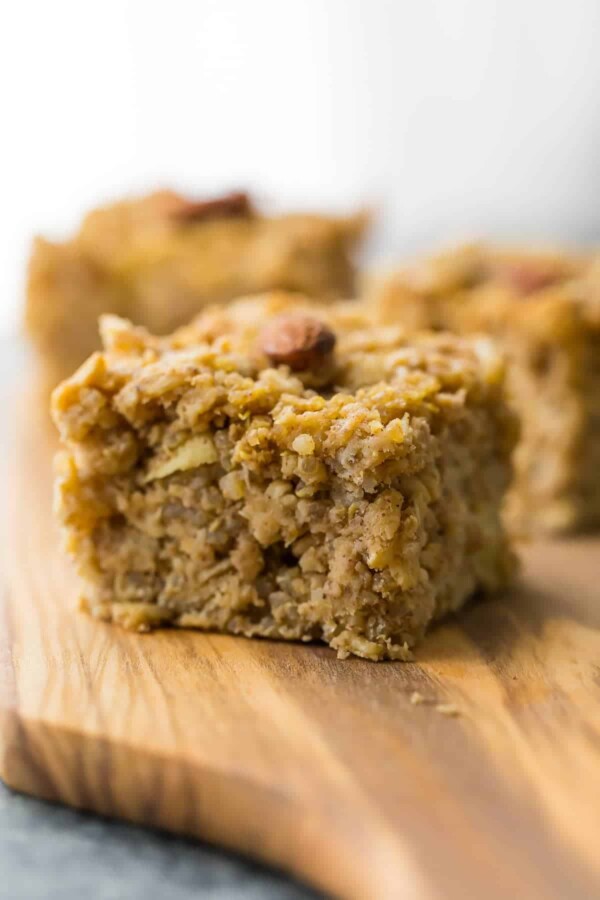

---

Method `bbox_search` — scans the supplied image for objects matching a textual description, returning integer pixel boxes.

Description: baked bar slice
[26,189,366,383]
[52,293,516,661]
[370,244,600,534]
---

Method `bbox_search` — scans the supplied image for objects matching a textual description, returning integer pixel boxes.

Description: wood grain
[1,392,600,900]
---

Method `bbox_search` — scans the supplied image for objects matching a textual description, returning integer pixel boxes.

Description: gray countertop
[0,782,316,900]
[0,340,317,900]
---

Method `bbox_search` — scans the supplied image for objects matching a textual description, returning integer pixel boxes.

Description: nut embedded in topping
[492,261,563,296]
[169,191,253,224]
[258,314,336,371]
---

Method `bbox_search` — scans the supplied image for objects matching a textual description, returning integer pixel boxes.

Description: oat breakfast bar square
[52,293,516,660]
[369,244,600,534]
[27,190,366,383]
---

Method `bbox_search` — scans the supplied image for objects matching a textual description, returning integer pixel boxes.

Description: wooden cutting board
[1,393,600,900]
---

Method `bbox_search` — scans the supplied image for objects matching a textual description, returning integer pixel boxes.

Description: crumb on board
[410,691,426,705]
[409,692,461,717]
[435,703,461,718]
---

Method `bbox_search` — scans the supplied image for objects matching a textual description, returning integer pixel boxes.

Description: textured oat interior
[52,294,515,660]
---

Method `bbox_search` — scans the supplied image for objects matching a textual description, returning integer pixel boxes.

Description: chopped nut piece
[492,260,562,296]
[259,314,336,371]
[169,191,253,224]
[144,435,218,482]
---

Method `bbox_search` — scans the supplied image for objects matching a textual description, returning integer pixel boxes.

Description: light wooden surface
[1,395,600,900]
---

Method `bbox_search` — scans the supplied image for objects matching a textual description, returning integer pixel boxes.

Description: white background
[2,0,600,335]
